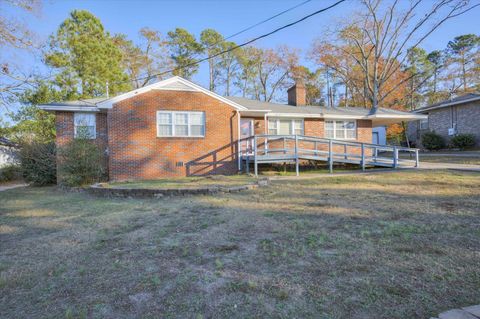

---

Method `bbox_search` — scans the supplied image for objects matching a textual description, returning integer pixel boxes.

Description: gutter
[38,105,101,112]
[412,96,480,113]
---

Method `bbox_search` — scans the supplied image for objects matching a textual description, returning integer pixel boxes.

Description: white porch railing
[240,134,420,176]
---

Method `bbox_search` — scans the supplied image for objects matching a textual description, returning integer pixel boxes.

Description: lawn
[1,170,479,318]
[396,151,480,165]
[419,155,480,165]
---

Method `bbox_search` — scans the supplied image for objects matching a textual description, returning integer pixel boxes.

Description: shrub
[0,164,21,182]
[58,138,105,187]
[19,142,56,185]
[451,134,476,150]
[421,131,445,151]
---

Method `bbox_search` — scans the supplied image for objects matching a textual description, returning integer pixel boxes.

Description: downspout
[237,110,241,171]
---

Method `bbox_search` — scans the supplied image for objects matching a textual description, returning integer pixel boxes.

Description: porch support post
[344,144,347,160]
[295,134,299,176]
[265,136,268,155]
[254,135,258,177]
[415,149,420,168]
[328,139,333,174]
[361,143,365,171]
[393,146,398,169]
[237,110,241,171]
[246,156,249,174]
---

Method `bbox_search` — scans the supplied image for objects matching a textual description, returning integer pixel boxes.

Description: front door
[240,119,254,154]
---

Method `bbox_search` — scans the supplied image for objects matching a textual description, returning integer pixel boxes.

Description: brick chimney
[287,80,306,106]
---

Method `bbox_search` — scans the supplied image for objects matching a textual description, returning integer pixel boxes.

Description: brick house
[408,93,480,148]
[40,76,424,181]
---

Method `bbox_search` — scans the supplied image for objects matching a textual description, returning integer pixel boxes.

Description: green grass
[106,175,257,189]
[0,170,479,318]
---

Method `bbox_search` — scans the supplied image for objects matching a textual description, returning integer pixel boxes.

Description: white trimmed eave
[267,112,323,118]
[323,114,365,120]
[96,76,247,111]
[368,113,427,126]
[413,96,480,113]
[38,105,100,112]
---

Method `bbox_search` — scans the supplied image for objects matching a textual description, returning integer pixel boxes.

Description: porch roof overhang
[367,113,427,126]
[239,110,427,126]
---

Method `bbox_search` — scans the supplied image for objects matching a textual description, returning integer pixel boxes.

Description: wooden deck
[240,134,420,176]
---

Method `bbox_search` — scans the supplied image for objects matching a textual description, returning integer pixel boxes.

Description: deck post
[314,141,318,156]
[295,134,299,176]
[238,140,242,171]
[415,149,420,168]
[283,137,286,154]
[344,144,347,160]
[393,146,398,169]
[254,135,258,177]
[328,139,333,174]
[246,156,249,174]
[265,136,268,155]
[361,143,365,171]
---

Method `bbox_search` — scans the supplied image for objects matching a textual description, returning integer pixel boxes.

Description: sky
[2,0,480,116]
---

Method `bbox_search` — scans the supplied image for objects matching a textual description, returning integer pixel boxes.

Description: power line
[222,0,313,43]
[127,0,314,85]
[113,0,346,85]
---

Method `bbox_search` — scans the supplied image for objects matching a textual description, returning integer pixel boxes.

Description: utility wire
[126,0,313,85]
[222,0,313,43]
[112,0,346,85]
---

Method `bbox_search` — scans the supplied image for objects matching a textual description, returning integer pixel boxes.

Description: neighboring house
[372,126,387,145]
[409,93,480,148]
[39,76,424,181]
[0,137,19,168]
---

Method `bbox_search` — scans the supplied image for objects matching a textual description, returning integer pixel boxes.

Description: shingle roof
[45,97,108,108]
[413,93,480,113]
[225,96,412,117]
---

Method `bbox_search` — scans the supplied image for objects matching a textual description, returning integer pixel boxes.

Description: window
[420,118,428,130]
[325,120,356,139]
[267,118,304,135]
[156,111,205,137]
[74,113,96,139]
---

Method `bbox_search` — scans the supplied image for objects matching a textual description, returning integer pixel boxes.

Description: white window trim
[74,112,96,139]
[267,118,304,135]
[325,120,357,140]
[156,111,205,137]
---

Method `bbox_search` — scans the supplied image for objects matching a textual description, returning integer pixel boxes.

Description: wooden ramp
[241,134,420,176]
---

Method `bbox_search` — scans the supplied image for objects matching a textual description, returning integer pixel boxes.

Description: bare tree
[115,27,173,89]
[326,0,479,112]
[238,46,299,102]
[0,0,42,109]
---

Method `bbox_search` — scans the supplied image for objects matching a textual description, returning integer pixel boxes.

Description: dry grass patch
[105,175,257,189]
[0,170,479,318]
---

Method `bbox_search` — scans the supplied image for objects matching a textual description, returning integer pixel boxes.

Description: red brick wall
[55,112,109,182]
[54,98,373,182]
[108,90,240,181]
[252,117,372,155]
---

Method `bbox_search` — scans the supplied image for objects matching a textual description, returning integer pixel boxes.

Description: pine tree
[45,10,130,98]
